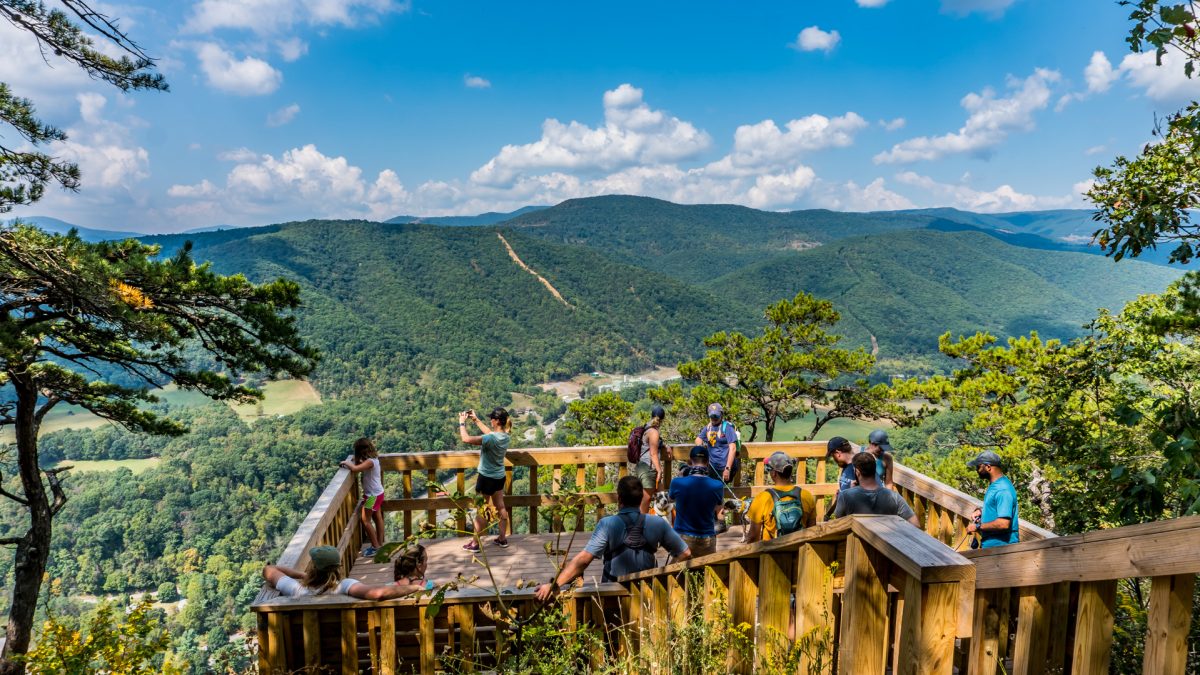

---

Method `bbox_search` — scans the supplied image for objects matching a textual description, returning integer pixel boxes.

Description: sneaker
[363,546,377,558]
[494,538,509,549]
[462,540,480,552]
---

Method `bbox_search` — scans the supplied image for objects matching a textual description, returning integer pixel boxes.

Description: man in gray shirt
[833,452,919,526]
[536,476,691,600]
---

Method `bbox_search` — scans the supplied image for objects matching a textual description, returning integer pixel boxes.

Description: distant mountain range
[126,195,1181,382]
[2,216,143,242]
[385,206,548,227]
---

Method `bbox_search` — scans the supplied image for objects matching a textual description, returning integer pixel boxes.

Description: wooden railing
[378,442,843,539]
[961,516,1200,675]
[619,514,975,675]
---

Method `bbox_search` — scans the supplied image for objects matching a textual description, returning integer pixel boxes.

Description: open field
[771,412,889,444]
[0,385,214,443]
[228,380,322,422]
[53,458,162,475]
[539,366,680,401]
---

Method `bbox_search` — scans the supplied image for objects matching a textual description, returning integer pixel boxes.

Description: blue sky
[4,0,1198,232]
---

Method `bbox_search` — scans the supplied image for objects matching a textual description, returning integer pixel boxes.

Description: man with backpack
[833,452,919,525]
[628,405,667,515]
[668,446,726,557]
[535,476,691,602]
[696,403,740,531]
[743,452,816,543]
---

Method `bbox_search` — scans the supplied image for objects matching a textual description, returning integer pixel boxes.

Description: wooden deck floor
[349,525,750,590]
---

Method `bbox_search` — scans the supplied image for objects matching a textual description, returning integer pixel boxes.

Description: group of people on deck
[262,402,1021,600]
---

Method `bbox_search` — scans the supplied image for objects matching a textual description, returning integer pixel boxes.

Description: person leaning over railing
[965,451,1020,548]
[534,476,692,602]
[833,452,919,526]
[743,451,816,544]
[262,546,427,600]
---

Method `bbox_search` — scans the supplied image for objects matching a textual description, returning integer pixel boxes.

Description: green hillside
[710,229,1181,366]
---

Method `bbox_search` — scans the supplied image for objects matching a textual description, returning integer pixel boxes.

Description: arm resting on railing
[535,550,596,602]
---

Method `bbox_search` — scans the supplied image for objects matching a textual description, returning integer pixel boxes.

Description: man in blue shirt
[965,451,1020,548]
[668,446,725,558]
[535,476,691,601]
[825,436,859,519]
[696,403,740,531]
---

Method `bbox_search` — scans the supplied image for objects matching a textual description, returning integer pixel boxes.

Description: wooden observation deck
[251,442,1200,674]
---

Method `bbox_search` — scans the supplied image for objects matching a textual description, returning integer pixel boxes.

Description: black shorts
[476,473,507,496]
[707,457,742,483]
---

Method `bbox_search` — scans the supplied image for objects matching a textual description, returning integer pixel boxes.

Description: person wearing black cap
[825,436,858,519]
[865,429,896,489]
[966,451,1020,548]
[634,405,667,515]
[668,446,726,557]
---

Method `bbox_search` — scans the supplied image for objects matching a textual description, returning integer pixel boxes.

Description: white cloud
[895,171,1075,212]
[792,26,841,53]
[0,20,94,111]
[856,0,890,6]
[218,147,261,162]
[812,178,917,211]
[881,117,906,131]
[464,74,491,89]
[1117,48,1200,102]
[940,0,1017,16]
[55,93,150,191]
[196,43,282,95]
[277,38,309,62]
[875,68,1059,164]
[469,83,712,187]
[183,0,407,35]
[1084,144,1107,156]
[267,103,301,127]
[168,179,217,198]
[1084,51,1117,93]
[705,112,867,176]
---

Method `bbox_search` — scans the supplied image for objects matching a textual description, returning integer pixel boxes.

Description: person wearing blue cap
[966,451,1020,548]
[695,403,740,531]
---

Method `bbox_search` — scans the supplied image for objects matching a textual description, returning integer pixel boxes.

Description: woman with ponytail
[458,407,512,551]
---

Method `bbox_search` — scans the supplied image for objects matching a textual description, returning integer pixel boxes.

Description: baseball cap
[309,546,342,571]
[868,429,893,452]
[707,403,723,417]
[826,436,851,455]
[689,445,710,460]
[967,450,1004,469]
[764,451,793,474]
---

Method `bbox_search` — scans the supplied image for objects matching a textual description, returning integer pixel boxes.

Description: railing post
[1143,573,1196,675]
[1070,580,1117,675]
[340,609,357,675]
[756,551,793,668]
[893,571,961,675]
[968,587,1008,675]
[728,558,758,675]
[796,542,836,675]
[838,533,889,675]
[1010,584,1051,675]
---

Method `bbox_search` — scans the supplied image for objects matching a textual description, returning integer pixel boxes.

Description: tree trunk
[1026,465,1056,532]
[1,378,50,675]
[765,415,776,442]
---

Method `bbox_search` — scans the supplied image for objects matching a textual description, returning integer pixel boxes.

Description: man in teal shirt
[965,451,1019,548]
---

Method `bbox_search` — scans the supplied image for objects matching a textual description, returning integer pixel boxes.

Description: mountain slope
[4,216,142,242]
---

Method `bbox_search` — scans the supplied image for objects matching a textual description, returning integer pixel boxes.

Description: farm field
[228,380,323,422]
[53,458,162,475]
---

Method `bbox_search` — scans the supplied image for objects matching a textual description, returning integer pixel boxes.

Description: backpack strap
[607,512,637,559]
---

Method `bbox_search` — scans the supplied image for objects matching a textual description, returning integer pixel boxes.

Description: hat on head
[967,450,1004,469]
[309,546,341,571]
[764,451,793,474]
[826,436,851,455]
[707,403,723,417]
[689,445,710,461]
[868,429,893,453]
[651,404,666,420]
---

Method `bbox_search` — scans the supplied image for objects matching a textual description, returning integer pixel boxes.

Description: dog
[652,490,674,520]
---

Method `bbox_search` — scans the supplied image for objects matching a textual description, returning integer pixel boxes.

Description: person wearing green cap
[262,546,426,599]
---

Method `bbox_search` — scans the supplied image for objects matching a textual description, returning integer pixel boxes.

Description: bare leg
[640,489,652,515]
[492,491,510,541]
[361,507,381,548]
[372,507,386,545]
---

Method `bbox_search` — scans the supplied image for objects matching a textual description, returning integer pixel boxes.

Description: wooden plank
[966,516,1200,588]
[379,607,397,675]
[403,470,413,539]
[424,469,437,531]
[797,542,836,675]
[456,470,467,534]
[667,572,687,635]
[266,611,286,672]
[340,609,357,675]
[1011,585,1051,675]
[849,516,975,583]
[419,604,435,675]
[919,582,960,675]
[968,588,1004,675]
[1045,582,1072,674]
[838,534,889,675]
[594,463,606,525]
[367,609,380,674]
[1071,580,1116,675]
[1143,573,1195,675]
[449,604,476,672]
[301,610,320,670]
[757,552,793,670]
[703,564,730,624]
[257,613,272,675]
[728,559,758,675]
[893,571,921,675]
[528,466,539,534]
[651,577,669,656]
[576,466,586,531]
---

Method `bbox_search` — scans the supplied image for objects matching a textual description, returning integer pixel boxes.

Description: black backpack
[626,424,648,463]
[602,512,655,582]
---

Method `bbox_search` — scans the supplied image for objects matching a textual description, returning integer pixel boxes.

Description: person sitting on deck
[965,451,1020,548]
[534,476,691,602]
[393,544,436,591]
[864,429,896,490]
[833,452,919,526]
[743,451,816,544]
[262,546,424,600]
[667,446,725,558]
